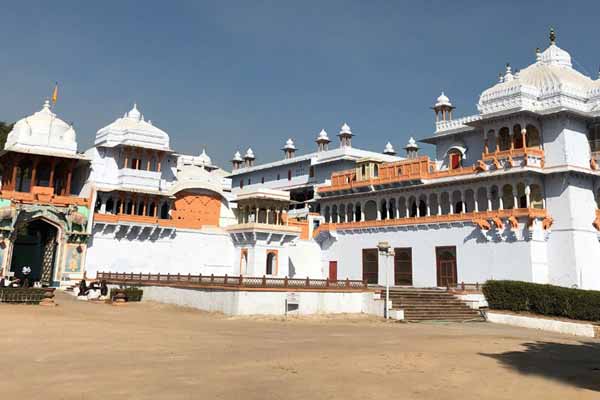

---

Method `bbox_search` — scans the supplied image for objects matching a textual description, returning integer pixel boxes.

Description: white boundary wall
[486,311,598,338]
[136,285,384,316]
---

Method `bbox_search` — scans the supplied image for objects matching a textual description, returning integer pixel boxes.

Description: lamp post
[377,241,391,320]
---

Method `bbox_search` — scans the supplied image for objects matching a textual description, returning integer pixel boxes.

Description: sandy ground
[1,292,599,400]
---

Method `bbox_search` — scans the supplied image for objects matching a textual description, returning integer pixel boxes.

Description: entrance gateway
[10,219,58,286]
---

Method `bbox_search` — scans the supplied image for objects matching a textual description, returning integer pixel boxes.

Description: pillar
[376,201,382,221]
[157,152,164,172]
[487,192,492,211]
[525,184,531,208]
[513,185,518,209]
[99,194,107,213]
[49,158,56,189]
[123,147,129,169]
[119,194,125,214]
[484,132,489,154]
[495,131,500,153]
[146,150,152,171]
[521,127,527,149]
[30,159,39,191]
[65,160,76,195]
[360,203,365,222]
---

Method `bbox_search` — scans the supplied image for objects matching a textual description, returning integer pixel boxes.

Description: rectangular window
[309,166,315,178]
[394,248,413,286]
[362,248,379,284]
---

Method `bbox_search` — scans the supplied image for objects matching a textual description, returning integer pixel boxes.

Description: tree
[0,121,13,149]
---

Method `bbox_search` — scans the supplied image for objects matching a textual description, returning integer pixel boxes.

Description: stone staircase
[385,288,484,322]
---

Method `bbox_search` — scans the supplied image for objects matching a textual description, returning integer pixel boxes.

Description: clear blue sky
[1,1,598,167]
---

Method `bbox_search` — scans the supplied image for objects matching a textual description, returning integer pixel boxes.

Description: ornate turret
[243,148,255,167]
[338,123,353,148]
[231,151,243,170]
[315,129,331,152]
[432,92,455,122]
[404,137,419,159]
[383,142,396,156]
[282,138,296,159]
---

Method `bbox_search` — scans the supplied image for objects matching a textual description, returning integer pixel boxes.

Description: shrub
[482,280,600,322]
[110,287,143,302]
[0,288,47,304]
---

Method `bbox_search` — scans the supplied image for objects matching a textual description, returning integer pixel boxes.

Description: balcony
[480,147,544,170]
[93,213,177,235]
[0,187,89,207]
[117,168,162,191]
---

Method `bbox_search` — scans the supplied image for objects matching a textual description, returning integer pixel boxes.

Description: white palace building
[1,30,600,295]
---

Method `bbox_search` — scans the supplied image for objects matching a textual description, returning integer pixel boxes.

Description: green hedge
[0,288,47,304]
[110,287,143,302]
[482,280,600,322]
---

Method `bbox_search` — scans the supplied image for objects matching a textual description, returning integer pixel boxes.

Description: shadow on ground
[481,341,600,392]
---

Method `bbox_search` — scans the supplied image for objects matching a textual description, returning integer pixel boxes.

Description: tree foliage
[0,121,14,149]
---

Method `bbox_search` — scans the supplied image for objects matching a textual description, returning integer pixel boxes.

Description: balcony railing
[117,168,162,191]
[95,271,369,291]
[0,188,89,207]
[94,213,177,228]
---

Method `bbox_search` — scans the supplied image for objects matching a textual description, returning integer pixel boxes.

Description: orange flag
[51,83,58,105]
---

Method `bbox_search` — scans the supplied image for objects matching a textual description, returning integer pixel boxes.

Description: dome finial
[549,27,556,45]
[535,47,542,62]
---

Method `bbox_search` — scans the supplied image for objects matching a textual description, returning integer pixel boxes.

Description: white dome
[478,39,596,115]
[435,92,452,108]
[232,151,243,162]
[405,137,418,149]
[282,138,296,150]
[244,148,255,159]
[339,123,352,136]
[316,129,330,142]
[197,148,212,165]
[383,142,396,155]
[5,100,78,156]
[95,103,171,151]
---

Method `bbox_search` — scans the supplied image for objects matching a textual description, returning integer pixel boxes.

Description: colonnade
[96,192,172,219]
[484,123,541,154]
[121,146,165,172]
[321,180,544,224]
[237,203,288,225]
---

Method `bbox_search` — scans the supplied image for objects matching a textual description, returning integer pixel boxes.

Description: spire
[128,103,141,120]
[549,27,556,45]
[504,63,513,82]
[536,47,542,62]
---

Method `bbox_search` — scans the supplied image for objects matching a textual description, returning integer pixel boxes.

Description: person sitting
[76,279,89,299]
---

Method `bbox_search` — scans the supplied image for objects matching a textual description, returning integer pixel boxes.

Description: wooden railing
[96,272,369,291]
[0,190,89,207]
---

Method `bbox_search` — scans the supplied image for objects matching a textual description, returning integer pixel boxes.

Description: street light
[377,241,392,320]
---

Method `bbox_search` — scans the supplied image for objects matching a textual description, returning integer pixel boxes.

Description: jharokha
[2,31,600,291]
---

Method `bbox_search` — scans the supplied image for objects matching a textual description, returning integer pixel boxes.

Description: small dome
[383,142,396,155]
[5,99,78,156]
[197,148,212,165]
[127,103,141,120]
[405,137,419,149]
[95,103,170,151]
[435,92,452,108]
[232,151,243,162]
[244,148,255,159]
[540,43,572,68]
[316,129,331,142]
[339,123,352,136]
[282,138,296,150]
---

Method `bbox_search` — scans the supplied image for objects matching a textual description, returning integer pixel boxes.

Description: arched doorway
[10,219,59,286]
[266,252,277,276]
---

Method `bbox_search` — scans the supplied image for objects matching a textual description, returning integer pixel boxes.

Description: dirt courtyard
[1,292,599,400]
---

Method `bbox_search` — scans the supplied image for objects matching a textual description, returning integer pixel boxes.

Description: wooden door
[436,246,457,287]
[394,248,412,286]
[328,261,338,281]
[362,249,379,284]
[450,153,461,169]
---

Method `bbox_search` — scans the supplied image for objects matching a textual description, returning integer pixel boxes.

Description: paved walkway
[1,291,599,399]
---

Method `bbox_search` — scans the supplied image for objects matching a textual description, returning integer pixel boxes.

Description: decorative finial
[549,27,556,44]
[498,72,504,83]
[536,47,542,62]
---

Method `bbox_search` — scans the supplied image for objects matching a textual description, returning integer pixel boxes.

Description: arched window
[354,204,362,222]
[106,198,115,214]
[148,202,156,217]
[160,203,169,219]
[517,183,527,208]
[526,125,541,148]
[513,125,524,149]
[380,200,388,220]
[266,252,277,275]
[502,185,515,209]
[331,205,339,222]
[364,200,377,221]
[530,185,543,209]
[498,127,511,151]
[410,200,418,217]
[418,199,427,217]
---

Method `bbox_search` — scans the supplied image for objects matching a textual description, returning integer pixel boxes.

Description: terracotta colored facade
[170,191,222,229]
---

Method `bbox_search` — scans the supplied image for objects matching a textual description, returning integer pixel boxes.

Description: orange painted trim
[0,190,89,207]
[313,208,549,237]
[287,218,309,240]
[94,213,177,227]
